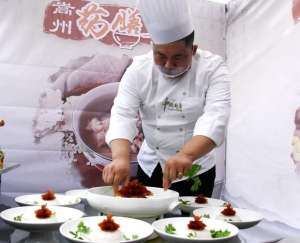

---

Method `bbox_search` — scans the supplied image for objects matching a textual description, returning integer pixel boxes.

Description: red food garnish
[41,190,56,200]
[98,213,120,231]
[221,203,236,216]
[188,215,206,230]
[117,179,152,198]
[35,205,53,219]
[195,195,208,204]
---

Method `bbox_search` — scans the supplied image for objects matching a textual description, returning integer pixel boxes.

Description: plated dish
[15,190,81,206]
[86,185,179,218]
[0,205,84,231]
[193,204,263,229]
[152,216,239,243]
[179,196,226,213]
[60,214,153,242]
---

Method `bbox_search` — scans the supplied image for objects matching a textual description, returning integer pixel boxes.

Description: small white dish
[59,215,154,242]
[1,206,84,243]
[15,193,81,206]
[66,189,89,199]
[0,205,84,231]
[179,196,226,213]
[152,217,239,243]
[193,207,263,229]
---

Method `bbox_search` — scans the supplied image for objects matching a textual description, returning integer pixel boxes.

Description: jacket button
[181,115,185,118]
[157,127,160,131]
[179,128,183,132]
[182,91,187,96]
[156,147,159,150]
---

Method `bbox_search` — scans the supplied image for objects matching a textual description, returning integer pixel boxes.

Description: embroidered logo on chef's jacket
[162,97,182,112]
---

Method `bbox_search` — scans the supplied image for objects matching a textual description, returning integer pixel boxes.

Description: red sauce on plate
[98,213,120,231]
[35,205,53,219]
[187,216,206,230]
[117,179,152,198]
[41,190,56,200]
[195,195,208,204]
[221,203,236,216]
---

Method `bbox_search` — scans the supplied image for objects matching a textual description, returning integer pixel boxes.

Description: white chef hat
[137,0,194,44]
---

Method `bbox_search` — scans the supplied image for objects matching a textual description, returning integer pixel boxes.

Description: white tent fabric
[225,0,300,239]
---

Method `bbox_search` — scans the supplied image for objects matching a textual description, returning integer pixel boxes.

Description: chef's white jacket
[106,50,230,182]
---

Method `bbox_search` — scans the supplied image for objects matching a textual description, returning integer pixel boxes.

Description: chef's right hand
[102,159,130,193]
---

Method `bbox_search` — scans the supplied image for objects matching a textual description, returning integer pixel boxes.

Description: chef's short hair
[179,30,194,47]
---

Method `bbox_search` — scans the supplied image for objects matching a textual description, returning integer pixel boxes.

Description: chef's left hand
[163,152,193,190]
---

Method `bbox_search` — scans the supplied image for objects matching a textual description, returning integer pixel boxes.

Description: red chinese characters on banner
[43,0,151,49]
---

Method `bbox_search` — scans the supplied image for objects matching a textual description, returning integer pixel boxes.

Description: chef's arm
[111,138,131,163]
[179,135,216,162]
[102,138,131,192]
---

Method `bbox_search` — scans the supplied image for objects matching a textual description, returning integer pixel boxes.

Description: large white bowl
[86,186,180,218]
[72,82,139,175]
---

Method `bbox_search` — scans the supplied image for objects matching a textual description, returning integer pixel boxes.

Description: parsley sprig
[179,199,191,205]
[13,214,23,221]
[185,164,202,192]
[187,231,197,238]
[69,221,90,240]
[164,223,176,234]
[210,229,231,238]
[122,234,139,240]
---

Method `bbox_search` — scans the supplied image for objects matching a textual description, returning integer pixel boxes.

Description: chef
[103,0,230,196]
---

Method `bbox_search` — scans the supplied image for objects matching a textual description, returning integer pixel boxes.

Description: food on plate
[117,179,152,198]
[187,215,206,230]
[0,119,4,127]
[98,213,120,231]
[41,190,56,200]
[70,221,91,240]
[164,223,176,234]
[221,203,236,216]
[195,194,208,204]
[210,229,231,238]
[35,205,53,219]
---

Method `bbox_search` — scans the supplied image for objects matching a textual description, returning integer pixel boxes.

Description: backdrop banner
[0,0,226,196]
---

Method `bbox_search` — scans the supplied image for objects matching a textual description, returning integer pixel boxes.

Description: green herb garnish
[203,214,210,218]
[122,234,139,240]
[179,199,191,205]
[210,229,231,238]
[165,223,176,234]
[187,231,197,238]
[69,221,90,240]
[185,164,202,192]
[13,214,23,221]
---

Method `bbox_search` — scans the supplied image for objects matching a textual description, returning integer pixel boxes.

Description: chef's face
[153,40,197,78]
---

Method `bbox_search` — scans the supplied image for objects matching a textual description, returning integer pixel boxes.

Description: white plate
[152,217,239,243]
[60,215,154,243]
[15,193,81,206]
[66,189,89,199]
[193,207,263,229]
[0,206,84,231]
[179,196,226,213]
[86,186,179,218]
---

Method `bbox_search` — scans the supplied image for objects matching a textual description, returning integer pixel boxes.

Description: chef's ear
[192,45,198,55]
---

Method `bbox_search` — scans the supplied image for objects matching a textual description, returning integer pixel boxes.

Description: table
[0,194,245,243]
